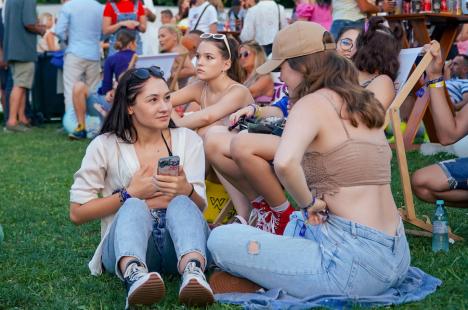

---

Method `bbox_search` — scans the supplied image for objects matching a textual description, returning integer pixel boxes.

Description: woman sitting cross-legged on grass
[208,22,439,304]
[69,67,214,308]
[169,33,256,219]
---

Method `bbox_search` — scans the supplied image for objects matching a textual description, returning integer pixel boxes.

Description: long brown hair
[202,36,245,83]
[287,32,385,129]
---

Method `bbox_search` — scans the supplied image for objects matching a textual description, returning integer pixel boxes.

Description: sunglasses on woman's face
[338,38,354,51]
[239,51,250,58]
[200,33,232,59]
[132,66,165,81]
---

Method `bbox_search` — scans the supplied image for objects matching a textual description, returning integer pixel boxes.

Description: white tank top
[332,0,366,21]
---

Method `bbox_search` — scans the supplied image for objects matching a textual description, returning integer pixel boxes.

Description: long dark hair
[352,16,403,81]
[287,31,385,129]
[100,69,176,144]
[202,36,245,83]
[114,29,136,51]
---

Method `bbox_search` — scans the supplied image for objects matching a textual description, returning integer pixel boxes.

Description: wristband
[112,188,132,204]
[428,81,445,88]
[301,196,316,209]
[425,76,443,87]
[248,103,257,116]
[255,106,262,118]
[188,183,195,197]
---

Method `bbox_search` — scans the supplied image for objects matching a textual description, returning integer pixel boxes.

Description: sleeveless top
[360,74,380,88]
[198,82,250,127]
[301,95,392,197]
[199,82,249,109]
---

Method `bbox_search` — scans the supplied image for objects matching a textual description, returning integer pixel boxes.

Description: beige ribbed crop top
[301,96,392,197]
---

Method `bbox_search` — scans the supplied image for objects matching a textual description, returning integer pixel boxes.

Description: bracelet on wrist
[112,187,132,204]
[188,183,195,198]
[425,76,444,87]
[255,106,262,118]
[301,196,316,209]
[428,80,445,88]
[248,103,257,116]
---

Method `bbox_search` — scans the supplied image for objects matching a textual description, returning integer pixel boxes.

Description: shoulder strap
[360,74,380,88]
[194,3,213,31]
[133,0,139,14]
[225,83,247,92]
[110,2,120,14]
[318,93,351,139]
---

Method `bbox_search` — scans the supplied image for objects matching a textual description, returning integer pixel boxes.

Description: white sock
[271,200,289,212]
[251,196,264,204]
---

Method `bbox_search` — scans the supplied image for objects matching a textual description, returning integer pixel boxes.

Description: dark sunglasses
[240,51,250,58]
[133,66,165,81]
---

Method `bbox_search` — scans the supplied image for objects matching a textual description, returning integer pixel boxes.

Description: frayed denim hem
[115,252,148,280]
[177,249,207,273]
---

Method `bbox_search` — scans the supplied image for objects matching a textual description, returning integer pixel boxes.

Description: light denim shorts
[438,157,468,190]
[208,211,411,298]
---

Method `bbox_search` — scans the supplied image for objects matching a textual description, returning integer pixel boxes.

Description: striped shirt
[445,78,468,104]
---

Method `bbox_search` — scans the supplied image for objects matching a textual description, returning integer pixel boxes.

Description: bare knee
[231,135,253,163]
[411,166,442,202]
[73,81,88,97]
[204,131,224,162]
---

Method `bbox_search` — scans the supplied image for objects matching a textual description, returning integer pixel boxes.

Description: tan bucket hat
[256,21,336,75]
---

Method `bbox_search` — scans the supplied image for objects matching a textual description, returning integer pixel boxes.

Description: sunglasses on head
[240,51,250,58]
[133,66,165,81]
[338,38,354,51]
[200,33,232,60]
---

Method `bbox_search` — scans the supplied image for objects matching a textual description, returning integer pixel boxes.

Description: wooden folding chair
[388,51,463,241]
[127,53,138,70]
[169,52,188,91]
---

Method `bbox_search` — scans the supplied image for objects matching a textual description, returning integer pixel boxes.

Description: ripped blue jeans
[102,196,211,279]
[208,212,410,298]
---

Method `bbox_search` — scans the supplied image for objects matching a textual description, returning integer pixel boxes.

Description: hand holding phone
[157,156,180,176]
[153,162,193,198]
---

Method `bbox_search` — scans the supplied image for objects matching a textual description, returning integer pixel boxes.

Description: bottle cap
[436,199,444,205]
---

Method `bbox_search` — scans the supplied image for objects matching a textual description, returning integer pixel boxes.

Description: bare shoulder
[371,74,394,88]
[293,89,338,113]
[226,83,253,103]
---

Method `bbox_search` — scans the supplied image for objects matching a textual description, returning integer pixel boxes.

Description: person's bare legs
[412,164,468,208]
[204,126,253,219]
[231,133,287,207]
[17,88,29,124]
[6,86,25,127]
[72,81,89,127]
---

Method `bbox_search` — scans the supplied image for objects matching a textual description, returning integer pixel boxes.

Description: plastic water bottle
[432,200,449,253]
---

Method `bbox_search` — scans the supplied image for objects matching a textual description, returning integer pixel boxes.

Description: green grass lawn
[0,125,466,309]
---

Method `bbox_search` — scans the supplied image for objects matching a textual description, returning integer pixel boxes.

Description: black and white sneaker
[123,260,165,308]
[179,261,214,306]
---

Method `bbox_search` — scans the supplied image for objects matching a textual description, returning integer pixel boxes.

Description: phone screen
[158,156,180,176]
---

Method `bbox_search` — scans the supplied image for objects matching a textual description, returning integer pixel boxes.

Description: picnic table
[386,13,468,149]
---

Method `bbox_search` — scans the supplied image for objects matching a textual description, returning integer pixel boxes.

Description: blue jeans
[330,19,365,40]
[102,196,211,280]
[438,157,468,190]
[208,212,410,298]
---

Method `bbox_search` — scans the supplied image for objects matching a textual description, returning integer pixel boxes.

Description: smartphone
[158,156,180,176]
